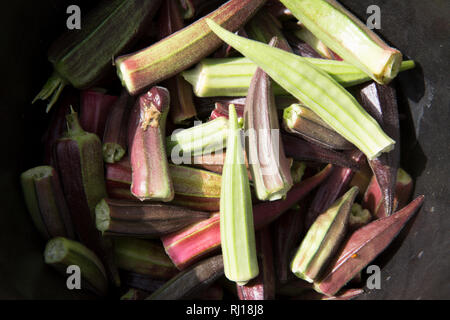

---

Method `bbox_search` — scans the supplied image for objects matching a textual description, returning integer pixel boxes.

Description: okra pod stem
[95,198,210,238]
[115,0,266,95]
[128,87,174,201]
[21,166,75,240]
[44,237,108,296]
[34,0,163,111]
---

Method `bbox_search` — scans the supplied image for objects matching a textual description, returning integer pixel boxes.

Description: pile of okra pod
[22,0,424,300]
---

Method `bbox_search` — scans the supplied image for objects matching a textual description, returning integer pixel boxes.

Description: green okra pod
[33,0,163,111]
[113,238,178,280]
[280,0,402,84]
[291,186,359,283]
[220,104,259,285]
[182,57,415,97]
[206,20,395,160]
[115,0,266,95]
[44,237,108,296]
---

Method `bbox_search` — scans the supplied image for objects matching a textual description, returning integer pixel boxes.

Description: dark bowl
[0,0,448,299]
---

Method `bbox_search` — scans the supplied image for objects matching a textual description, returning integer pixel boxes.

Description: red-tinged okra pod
[53,109,120,286]
[315,196,425,296]
[102,91,134,164]
[163,213,221,270]
[305,151,365,229]
[210,102,245,121]
[21,166,75,240]
[128,87,174,202]
[162,165,332,269]
[244,41,293,201]
[158,0,197,124]
[79,90,118,138]
[282,133,359,170]
[115,0,266,95]
[272,204,306,284]
[363,168,413,219]
[356,82,401,217]
[95,198,210,238]
[237,227,276,300]
[42,88,79,165]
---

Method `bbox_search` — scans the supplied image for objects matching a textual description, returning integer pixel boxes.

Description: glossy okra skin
[182,56,415,98]
[280,0,403,84]
[315,196,425,296]
[79,90,118,138]
[162,165,332,270]
[244,55,293,201]
[220,104,259,285]
[128,87,174,201]
[21,166,75,240]
[115,0,266,95]
[34,0,163,111]
[147,254,224,300]
[208,20,395,160]
[103,91,134,164]
[53,111,120,286]
[282,133,359,170]
[273,204,306,284]
[44,237,108,296]
[291,187,359,283]
[293,27,339,60]
[105,158,222,212]
[166,117,230,158]
[283,104,354,150]
[113,238,178,279]
[95,198,210,238]
[356,82,401,217]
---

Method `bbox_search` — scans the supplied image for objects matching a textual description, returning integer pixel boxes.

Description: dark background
[0,0,448,299]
